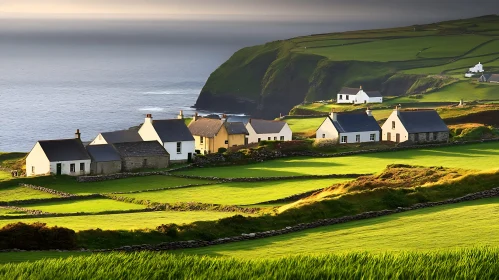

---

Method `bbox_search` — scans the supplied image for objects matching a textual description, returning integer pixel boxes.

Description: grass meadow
[122,178,350,206]
[175,142,499,178]
[0,208,26,216]
[1,249,499,279]
[21,198,146,213]
[0,211,240,231]
[180,197,499,258]
[0,185,58,202]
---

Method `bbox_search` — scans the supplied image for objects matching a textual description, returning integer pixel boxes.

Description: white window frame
[70,163,76,173]
[177,142,182,154]
[356,135,360,143]
[340,136,347,143]
[322,134,325,138]
[370,134,376,141]
[280,136,284,141]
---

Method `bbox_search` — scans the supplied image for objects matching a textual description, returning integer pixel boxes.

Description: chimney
[193,112,199,121]
[395,105,401,116]
[359,85,363,90]
[145,114,153,124]
[75,129,81,139]
[177,110,184,120]
[366,107,372,116]
[330,109,337,121]
[221,114,227,123]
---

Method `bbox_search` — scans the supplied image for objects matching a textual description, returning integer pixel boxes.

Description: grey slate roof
[101,129,142,144]
[398,110,449,133]
[338,87,359,96]
[248,119,286,134]
[329,113,381,133]
[38,139,91,162]
[489,74,499,82]
[86,144,121,162]
[365,91,383,97]
[188,118,224,138]
[152,119,195,142]
[225,122,249,135]
[112,141,169,158]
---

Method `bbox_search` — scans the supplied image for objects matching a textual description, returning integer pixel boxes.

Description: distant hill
[194,15,499,118]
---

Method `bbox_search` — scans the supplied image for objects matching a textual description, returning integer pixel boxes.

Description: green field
[122,178,350,206]
[0,185,58,202]
[21,198,146,213]
[0,211,241,231]
[180,197,499,258]
[23,175,211,195]
[390,81,499,102]
[175,142,499,178]
[0,171,11,182]
[0,207,26,216]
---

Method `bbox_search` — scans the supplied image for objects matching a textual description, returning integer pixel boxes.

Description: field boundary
[0,208,157,220]
[169,173,366,182]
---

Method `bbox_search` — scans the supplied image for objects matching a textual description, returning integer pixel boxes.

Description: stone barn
[86,144,122,175]
[112,141,170,171]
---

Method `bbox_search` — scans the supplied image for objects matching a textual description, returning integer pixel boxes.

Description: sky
[1,0,498,21]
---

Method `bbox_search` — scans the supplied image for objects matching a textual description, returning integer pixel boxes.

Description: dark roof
[338,87,359,96]
[248,119,287,134]
[225,122,249,135]
[329,113,381,133]
[152,119,195,142]
[101,129,142,144]
[398,110,449,133]
[86,144,121,162]
[489,74,499,82]
[38,139,91,162]
[188,118,224,137]
[205,114,221,120]
[112,141,169,158]
[364,91,383,97]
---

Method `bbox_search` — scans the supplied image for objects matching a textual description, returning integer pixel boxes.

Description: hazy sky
[1,0,498,21]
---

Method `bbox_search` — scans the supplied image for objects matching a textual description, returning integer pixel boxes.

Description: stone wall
[408,132,449,143]
[171,173,367,183]
[19,183,76,198]
[122,156,169,172]
[90,161,122,175]
[77,171,169,183]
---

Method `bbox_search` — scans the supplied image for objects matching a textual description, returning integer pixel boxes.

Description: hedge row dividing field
[1,249,499,279]
[175,142,499,178]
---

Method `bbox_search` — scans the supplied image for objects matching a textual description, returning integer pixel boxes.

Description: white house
[26,130,91,177]
[90,129,143,145]
[246,119,292,143]
[337,87,383,104]
[381,107,449,143]
[138,114,195,162]
[316,109,381,144]
[465,62,484,77]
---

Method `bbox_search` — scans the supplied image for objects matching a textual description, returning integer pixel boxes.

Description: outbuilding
[86,144,122,175]
[112,141,170,171]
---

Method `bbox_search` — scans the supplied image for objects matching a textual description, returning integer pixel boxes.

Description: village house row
[26,107,448,177]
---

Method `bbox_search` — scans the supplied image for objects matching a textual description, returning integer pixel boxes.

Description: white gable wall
[316,118,339,141]
[89,134,108,145]
[138,121,162,144]
[246,123,293,144]
[355,91,383,104]
[26,142,50,177]
[381,111,409,142]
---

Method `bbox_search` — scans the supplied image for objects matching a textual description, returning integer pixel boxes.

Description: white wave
[138,107,164,112]
[142,89,199,95]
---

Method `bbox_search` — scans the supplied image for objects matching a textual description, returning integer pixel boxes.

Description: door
[56,163,62,175]
[187,153,192,162]
[396,133,400,143]
[387,132,391,141]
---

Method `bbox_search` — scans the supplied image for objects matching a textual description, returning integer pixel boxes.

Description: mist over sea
[0,18,428,152]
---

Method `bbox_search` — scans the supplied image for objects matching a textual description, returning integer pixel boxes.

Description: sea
[0,18,434,152]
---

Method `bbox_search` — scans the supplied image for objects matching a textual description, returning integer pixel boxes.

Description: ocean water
[0,18,429,152]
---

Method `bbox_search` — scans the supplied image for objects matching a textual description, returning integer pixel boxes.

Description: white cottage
[246,119,292,143]
[316,109,381,144]
[26,130,91,177]
[336,88,359,104]
[465,62,484,77]
[337,87,383,104]
[138,114,195,163]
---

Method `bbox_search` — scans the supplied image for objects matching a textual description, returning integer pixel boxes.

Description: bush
[218,147,227,154]
[312,139,337,151]
[157,224,179,238]
[381,190,412,208]
[0,222,76,250]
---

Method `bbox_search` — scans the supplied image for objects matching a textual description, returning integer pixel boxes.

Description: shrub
[218,147,227,154]
[0,222,76,250]
[381,190,411,208]
[157,224,179,238]
[312,139,337,150]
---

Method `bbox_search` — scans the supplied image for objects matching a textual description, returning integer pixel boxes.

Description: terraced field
[0,185,58,201]
[21,198,146,213]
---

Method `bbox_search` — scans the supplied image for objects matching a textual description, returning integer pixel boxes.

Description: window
[70,164,75,173]
[274,137,277,140]
[346,95,349,100]
[200,137,204,144]
[339,95,343,100]
[268,137,271,140]
[392,121,396,129]
[356,135,360,143]
[433,133,438,141]
[31,166,35,174]
[370,134,376,141]
[143,159,148,167]
[280,136,285,141]
[177,142,182,154]
[80,163,85,171]
[341,136,347,143]
[322,134,326,139]
[224,140,228,145]
[258,138,261,142]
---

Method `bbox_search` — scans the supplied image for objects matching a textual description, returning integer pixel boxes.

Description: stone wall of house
[91,161,122,175]
[122,156,169,172]
[409,132,449,143]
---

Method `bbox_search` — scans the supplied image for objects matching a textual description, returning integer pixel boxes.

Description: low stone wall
[77,171,169,183]
[98,186,499,252]
[0,194,103,206]
[170,173,367,183]
[109,183,220,195]
[0,206,50,216]
[20,183,76,198]
[0,208,156,220]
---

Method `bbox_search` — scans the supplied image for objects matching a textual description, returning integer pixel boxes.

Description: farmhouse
[90,129,142,145]
[246,119,292,144]
[336,87,383,104]
[479,74,499,83]
[26,130,91,177]
[86,144,122,175]
[138,114,195,162]
[381,107,449,143]
[112,141,170,171]
[188,117,248,154]
[316,108,381,143]
[465,62,484,77]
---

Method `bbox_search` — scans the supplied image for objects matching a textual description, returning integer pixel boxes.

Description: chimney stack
[193,112,199,121]
[330,109,337,121]
[366,107,372,116]
[145,114,153,124]
[221,114,227,123]
[360,85,363,90]
[75,129,81,139]
[177,110,184,120]
[395,105,401,116]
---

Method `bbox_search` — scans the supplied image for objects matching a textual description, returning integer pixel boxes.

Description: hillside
[195,15,499,118]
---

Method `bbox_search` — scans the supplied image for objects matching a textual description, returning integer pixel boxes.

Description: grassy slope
[0,211,240,231]
[0,186,58,202]
[179,197,499,258]
[175,142,499,178]
[22,198,145,213]
[122,178,350,206]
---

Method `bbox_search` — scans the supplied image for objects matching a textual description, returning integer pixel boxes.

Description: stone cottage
[112,141,170,171]
[86,144,122,175]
